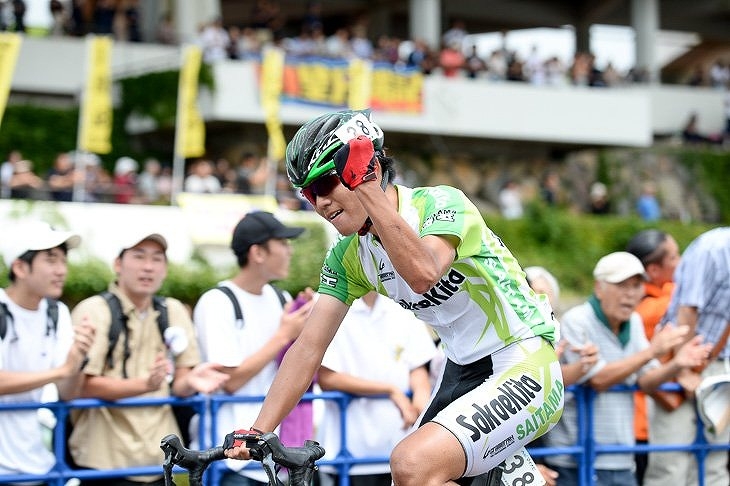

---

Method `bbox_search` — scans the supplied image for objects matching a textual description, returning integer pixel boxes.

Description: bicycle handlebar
[160,432,325,486]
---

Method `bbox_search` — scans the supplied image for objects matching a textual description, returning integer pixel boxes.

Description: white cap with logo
[2,221,81,268]
[117,230,168,257]
[593,251,647,284]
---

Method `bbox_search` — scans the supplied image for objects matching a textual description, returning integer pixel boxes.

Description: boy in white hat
[0,221,95,479]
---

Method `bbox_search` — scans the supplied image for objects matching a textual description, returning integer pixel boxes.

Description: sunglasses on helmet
[301,173,340,205]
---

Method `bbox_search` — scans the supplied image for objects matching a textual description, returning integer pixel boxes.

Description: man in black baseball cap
[191,211,313,484]
[231,211,305,256]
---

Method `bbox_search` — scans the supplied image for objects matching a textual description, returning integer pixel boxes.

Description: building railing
[0,384,727,486]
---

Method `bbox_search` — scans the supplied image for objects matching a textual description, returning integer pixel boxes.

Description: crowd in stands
[0,149,308,210]
[3,1,728,89]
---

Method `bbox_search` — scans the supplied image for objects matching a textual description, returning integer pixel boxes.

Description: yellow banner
[0,33,21,128]
[281,58,423,113]
[260,47,286,161]
[78,35,113,154]
[175,45,205,158]
[347,58,372,110]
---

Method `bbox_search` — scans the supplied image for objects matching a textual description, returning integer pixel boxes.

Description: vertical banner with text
[260,46,286,197]
[78,35,113,154]
[260,46,286,162]
[174,45,205,159]
[347,58,373,110]
[0,33,21,129]
[172,45,205,204]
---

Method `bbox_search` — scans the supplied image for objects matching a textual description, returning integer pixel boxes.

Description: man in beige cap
[68,230,229,486]
[0,221,95,479]
[543,251,711,486]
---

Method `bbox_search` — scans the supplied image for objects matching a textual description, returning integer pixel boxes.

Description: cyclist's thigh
[431,337,563,477]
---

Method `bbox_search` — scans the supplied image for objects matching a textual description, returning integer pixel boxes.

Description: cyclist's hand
[222,429,256,460]
[333,135,379,190]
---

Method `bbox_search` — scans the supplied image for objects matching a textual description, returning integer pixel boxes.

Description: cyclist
[224,109,564,485]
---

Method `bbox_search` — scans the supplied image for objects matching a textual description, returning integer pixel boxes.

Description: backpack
[0,298,59,341]
[99,291,168,378]
[214,284,287,327]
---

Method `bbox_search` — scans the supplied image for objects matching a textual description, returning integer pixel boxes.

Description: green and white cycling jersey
[318,184,558,365]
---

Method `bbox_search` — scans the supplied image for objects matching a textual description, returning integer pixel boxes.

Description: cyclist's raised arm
[226,294,348,461]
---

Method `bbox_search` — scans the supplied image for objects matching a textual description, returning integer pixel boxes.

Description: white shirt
[0,289,73,476]
[316,295,437,475]
[192,281,287,481]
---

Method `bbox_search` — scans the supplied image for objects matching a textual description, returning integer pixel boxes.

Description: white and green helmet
[285,109,384,188]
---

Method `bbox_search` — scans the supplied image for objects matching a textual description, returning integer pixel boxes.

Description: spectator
[589,181,611,215]
[214,157,237,192]
[192,211,312,485]
[68,230,229,486]
[234,152,268,195]
[0,221,95,480]
[438,40,465,78]
[184,158,222,194]
[464,44,486,79]
[155,12,177,45]
[636,181,662,221]
[682,112,723,145]
[9,159,44,199]
[543,251,710,486]
[92,0,115,35]
[49,0,67,36]
[325,28,351,59]
[0,149,22,198]
[11,0,25,32]
[441,19,467,50]
[199,16,230,63]
[643,227,730,486]
[80,154,112,203]
[316,291,437,486]
[350,24,373,60]
[540,171,561,207]
[625,229,681,485]
[112,156,138,204]
[136,157,163,204]
[47,152,78,202]
[498,179,524,219]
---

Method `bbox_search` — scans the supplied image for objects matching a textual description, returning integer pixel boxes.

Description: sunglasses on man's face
[301,173,340,205]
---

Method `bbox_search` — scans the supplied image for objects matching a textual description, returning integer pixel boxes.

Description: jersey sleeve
[412,185,486,260]
[317,236,373,305]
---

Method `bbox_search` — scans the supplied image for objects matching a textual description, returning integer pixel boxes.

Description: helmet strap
[358,156,389,237]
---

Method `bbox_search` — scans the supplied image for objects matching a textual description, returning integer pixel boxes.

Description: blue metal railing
[0,384,727,485]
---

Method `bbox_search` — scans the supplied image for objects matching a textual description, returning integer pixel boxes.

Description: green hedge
[488,202,712,298]
[0,210,711,310]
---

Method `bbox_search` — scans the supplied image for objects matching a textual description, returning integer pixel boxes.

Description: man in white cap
[68,230,229,486]
[543,251,711,486]
[0,221,95,480]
